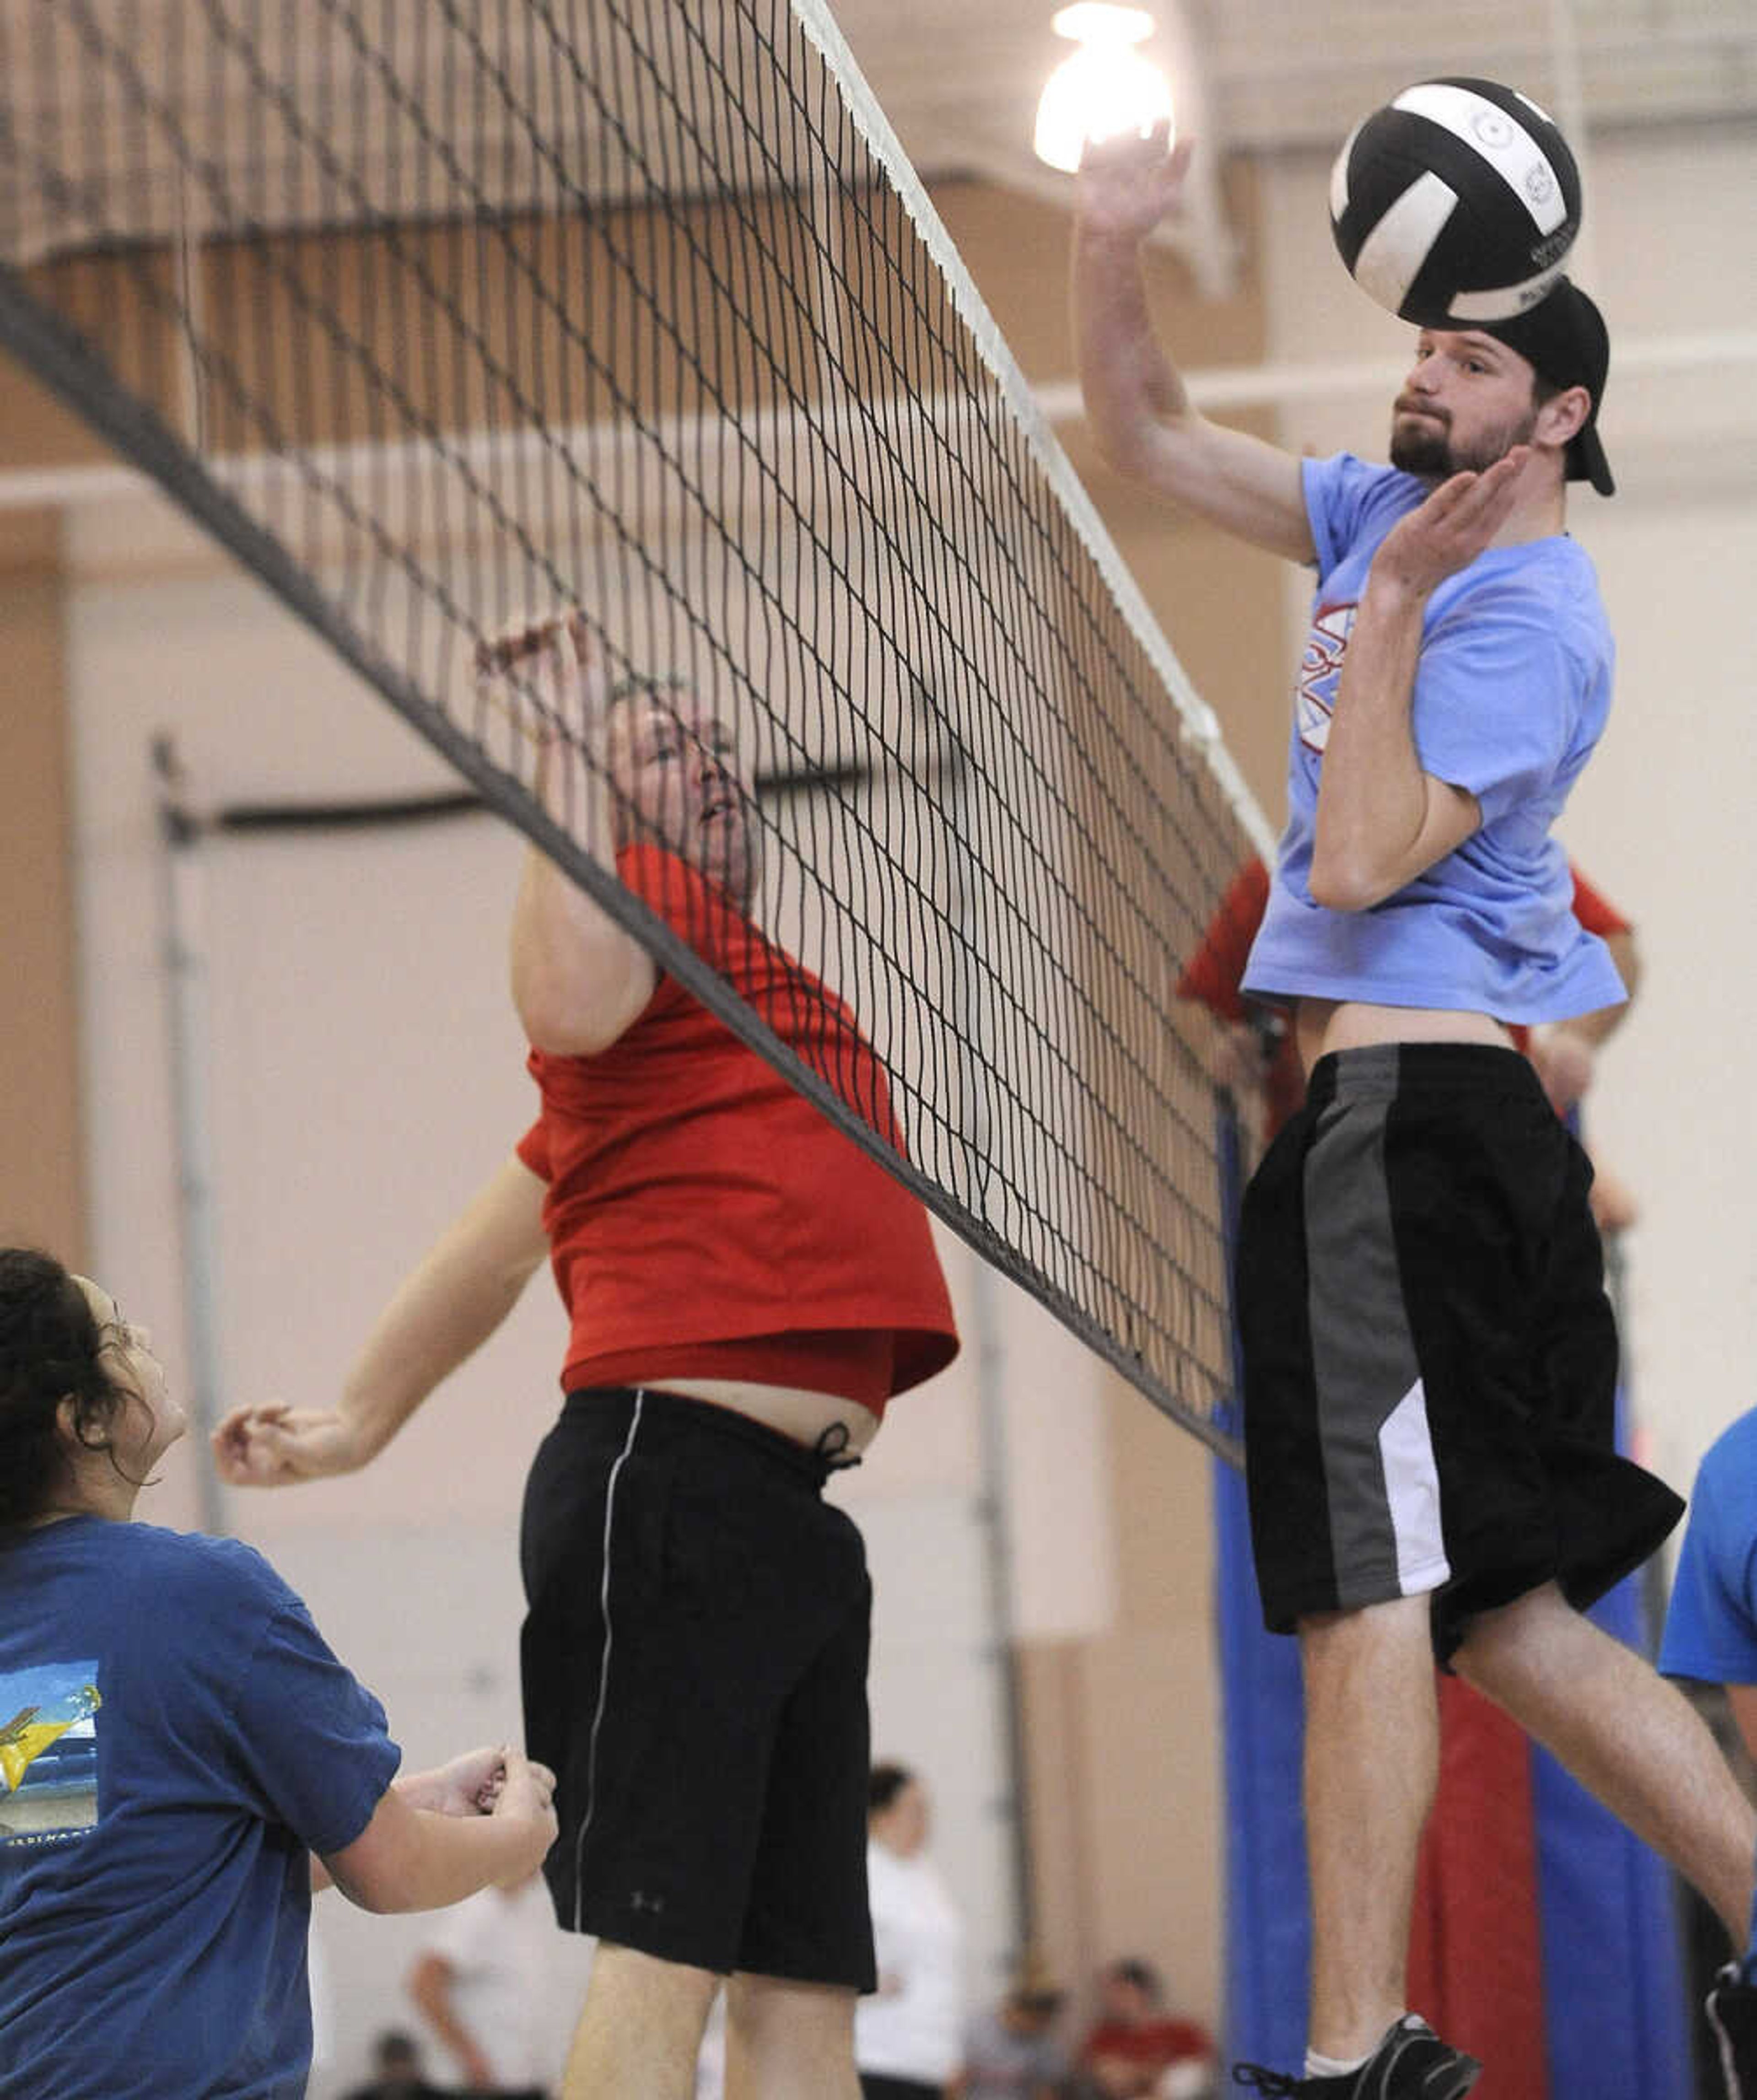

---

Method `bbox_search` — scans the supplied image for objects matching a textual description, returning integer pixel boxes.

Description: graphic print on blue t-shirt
[0,1663,100,1843]
[1297,598,1357,754]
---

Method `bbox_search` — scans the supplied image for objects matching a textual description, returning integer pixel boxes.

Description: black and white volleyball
[1329,78,1582,326]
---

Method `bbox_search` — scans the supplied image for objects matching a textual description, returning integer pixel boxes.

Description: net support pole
[972,1250,1038,1966]
[943,731,1035,1965]
[152,735,228,1538]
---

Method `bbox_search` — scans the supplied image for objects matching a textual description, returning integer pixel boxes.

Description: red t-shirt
[1081,2014,1214,2075]
[1175,858,1305,1136]
[1176,858,1274,1028]
[517,845,959,1416]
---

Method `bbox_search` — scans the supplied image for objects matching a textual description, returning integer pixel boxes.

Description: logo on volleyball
[1296,599,1357,753]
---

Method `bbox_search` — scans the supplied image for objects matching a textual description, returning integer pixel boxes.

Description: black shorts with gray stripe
[518,1386,876,1985]
[1236,1041,1682,1663]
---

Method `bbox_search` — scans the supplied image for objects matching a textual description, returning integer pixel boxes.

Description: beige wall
[0,503,83,1263]
[1019,1380,1223,2028]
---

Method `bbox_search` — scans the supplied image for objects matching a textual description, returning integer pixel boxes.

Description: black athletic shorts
[519,1385,876,1987]
[1236,1041,1682,1663]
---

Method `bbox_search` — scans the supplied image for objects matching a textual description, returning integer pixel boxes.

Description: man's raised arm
[1073,123,1313,564]
[496,614,659,1057]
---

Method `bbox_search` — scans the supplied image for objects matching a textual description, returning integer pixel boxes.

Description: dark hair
[869,1760,916,1815]
[1106,1956,1163,2001]
[608,671,691,710]
[0,1249,129,1529]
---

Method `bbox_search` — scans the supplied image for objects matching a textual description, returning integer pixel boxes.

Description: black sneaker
[1707,1964,1757,2100]
[1232,2014,1482,2097]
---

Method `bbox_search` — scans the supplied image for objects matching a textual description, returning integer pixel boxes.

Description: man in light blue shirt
[1074,120,1755,2100]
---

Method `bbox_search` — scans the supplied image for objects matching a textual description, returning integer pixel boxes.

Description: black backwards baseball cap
[1480,277,1614,496]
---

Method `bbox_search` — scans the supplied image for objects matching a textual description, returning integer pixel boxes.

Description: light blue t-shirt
[1243,452,1626,1023]
[0,1517,400,2099]
[1660,1409,1757,1685]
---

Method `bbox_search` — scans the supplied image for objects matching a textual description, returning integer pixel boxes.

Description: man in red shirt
[215,614,959,2100]
[1076,1958,1214,2099]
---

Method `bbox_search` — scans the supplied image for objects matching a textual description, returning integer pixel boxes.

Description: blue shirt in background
[1661,1410,1757,1686]
[0,1516,399,2099]
[1244,452,1627,1023]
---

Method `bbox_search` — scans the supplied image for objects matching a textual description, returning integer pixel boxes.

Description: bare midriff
[1294,996,1514,1073]
[639,1377,882,1454]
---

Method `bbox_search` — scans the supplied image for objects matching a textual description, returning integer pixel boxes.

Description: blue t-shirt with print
[1243,452,1626,1022]
[0,1516,399,2099]
[1660,1409,1757,1686]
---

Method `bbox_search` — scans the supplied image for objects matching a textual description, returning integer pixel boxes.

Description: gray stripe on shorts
[1305,1049,1450,1606]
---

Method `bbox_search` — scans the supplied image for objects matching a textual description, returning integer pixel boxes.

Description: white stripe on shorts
[1378,1377,1449,1595]
[571,1389,646,1932]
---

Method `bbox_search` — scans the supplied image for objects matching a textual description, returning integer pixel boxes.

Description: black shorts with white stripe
[517,1384,876,1985]
[1236,1040,1681,1664]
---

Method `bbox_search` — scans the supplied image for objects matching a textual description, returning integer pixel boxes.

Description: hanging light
[1033,5,1175,175]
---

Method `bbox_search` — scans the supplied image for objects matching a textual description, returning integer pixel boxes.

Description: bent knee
[1452,1578,1570,1680]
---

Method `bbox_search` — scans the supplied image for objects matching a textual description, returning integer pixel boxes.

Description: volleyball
[1328,78,1582,326]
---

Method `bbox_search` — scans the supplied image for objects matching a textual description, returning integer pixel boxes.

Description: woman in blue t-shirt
[0,1246,558,2100]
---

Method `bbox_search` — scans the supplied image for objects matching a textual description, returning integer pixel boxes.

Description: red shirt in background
[517,844,959,1416]
[1177,857,1632,1140]
[1080,2013,1214,2084]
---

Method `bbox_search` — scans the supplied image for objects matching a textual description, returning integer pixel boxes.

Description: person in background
[953,1957,1070,2100]
[340,2029,452,2100]
[1075,1958,1214,2100]
[0,1249,556,2100]
[856,1762,967,2100]
[406,1866,566,2097]
[1660,1410,1757,2099]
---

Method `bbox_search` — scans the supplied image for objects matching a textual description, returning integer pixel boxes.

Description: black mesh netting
[0,0,1265,1450]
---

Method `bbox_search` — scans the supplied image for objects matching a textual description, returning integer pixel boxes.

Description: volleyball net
[0,0,1268,1452]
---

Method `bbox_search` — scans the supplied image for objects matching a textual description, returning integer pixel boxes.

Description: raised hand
[1075,120,1193,244]
[1371,448,1530,599]
[210,1401,367,1487]
[474,610,609,804]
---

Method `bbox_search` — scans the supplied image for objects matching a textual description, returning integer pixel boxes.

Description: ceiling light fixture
[1033,5,1175,175]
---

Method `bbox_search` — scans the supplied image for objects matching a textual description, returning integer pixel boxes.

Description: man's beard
[1390,404,1537,480]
